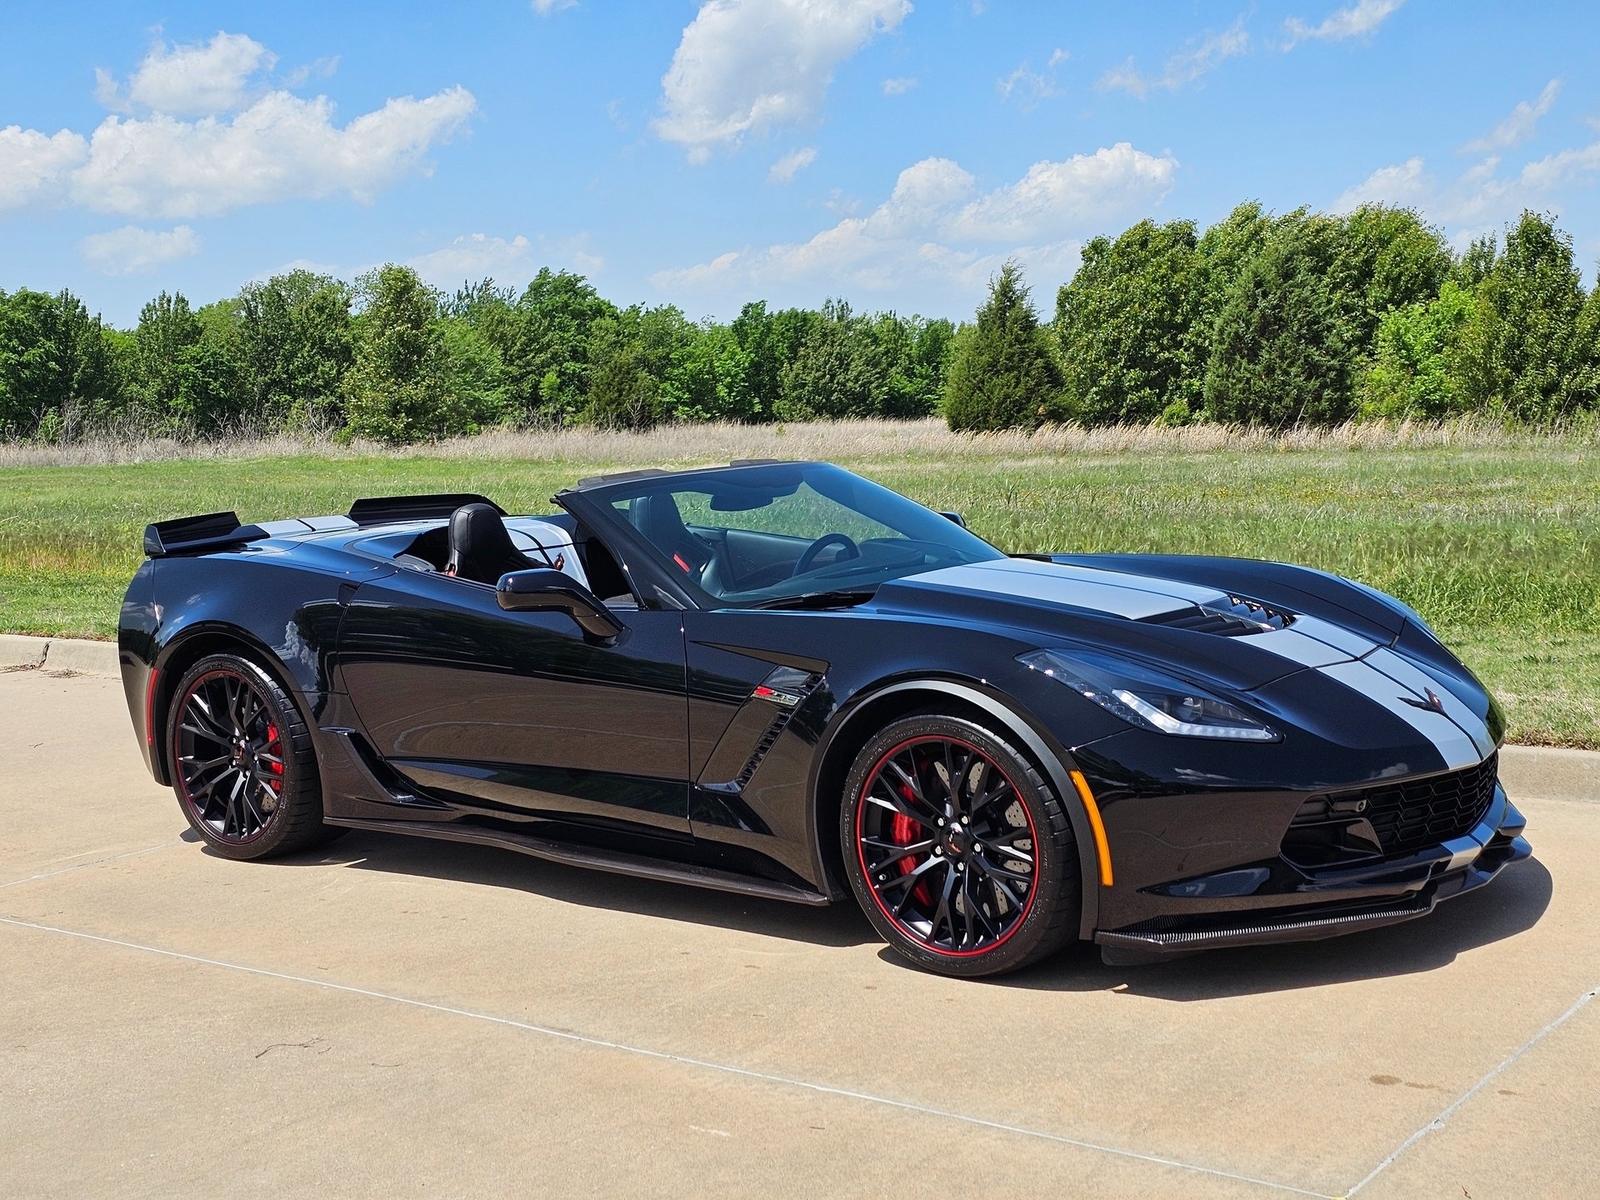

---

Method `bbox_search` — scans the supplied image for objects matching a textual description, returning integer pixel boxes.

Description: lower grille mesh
[1294,752,1498,857]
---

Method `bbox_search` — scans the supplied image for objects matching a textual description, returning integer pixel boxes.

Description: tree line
[950,206,1600,431]
[1,206,1596,444]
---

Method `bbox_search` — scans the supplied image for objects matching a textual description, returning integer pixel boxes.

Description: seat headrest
[447,503,519,585]
[634,493,689,544]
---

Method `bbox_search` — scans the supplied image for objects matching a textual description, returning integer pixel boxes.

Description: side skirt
[323,816,833,907]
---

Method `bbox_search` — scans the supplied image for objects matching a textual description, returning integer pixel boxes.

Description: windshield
[598,462,1004,607]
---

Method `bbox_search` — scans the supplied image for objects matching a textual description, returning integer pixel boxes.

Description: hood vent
[1141,595,1294,637]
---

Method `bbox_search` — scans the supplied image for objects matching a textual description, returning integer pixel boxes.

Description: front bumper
[1096,784,1530,960]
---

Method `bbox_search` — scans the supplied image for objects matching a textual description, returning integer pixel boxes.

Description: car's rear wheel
[841,713,1080,977]
[168,653,328,860]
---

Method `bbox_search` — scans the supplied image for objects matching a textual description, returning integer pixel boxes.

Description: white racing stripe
[1239,628,1358,668]
[905,559,1493,771]
[1362,647,1496,759]
[909,560,1224,620]
[1282,614,1383,660]
[1317,660,1482,770]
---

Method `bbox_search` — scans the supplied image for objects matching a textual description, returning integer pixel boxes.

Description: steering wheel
[792,533,861,577]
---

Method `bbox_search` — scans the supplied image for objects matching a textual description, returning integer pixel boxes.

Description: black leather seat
[630,493,712,576]
[446,503,536,585]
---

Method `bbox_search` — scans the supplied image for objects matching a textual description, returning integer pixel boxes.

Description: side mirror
[939,511,968,528]
[496,568,625,645]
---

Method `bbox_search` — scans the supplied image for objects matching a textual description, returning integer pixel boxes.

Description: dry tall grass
[3,415,1594,469]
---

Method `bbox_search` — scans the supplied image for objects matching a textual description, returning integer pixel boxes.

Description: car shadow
[248,828,880,950]
[219,830,1552,987]
[980,857,1555,999]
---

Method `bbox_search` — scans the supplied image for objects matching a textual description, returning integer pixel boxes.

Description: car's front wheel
[167,653,329,860]
[841,712,1081,977]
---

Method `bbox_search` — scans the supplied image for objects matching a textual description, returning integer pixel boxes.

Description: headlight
[1018,648,1281,742]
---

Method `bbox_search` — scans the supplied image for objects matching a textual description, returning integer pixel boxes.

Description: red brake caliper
[264,724,283,792]
[891,781,932,908]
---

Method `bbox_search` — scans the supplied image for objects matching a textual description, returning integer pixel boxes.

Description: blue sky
[3,1,1597,325]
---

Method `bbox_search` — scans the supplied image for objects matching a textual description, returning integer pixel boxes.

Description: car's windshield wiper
[747,588,878,610]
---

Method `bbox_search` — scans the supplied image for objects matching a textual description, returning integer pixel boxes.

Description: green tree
[777,299,893,421]
[1055,219,1203,425]
[1358,281,1475,419]
[236,271,355,431]
[730,301,815,421]
[944,261,1065,432]
[1452,212,1595,421]
[584,309,663,430]
[904,316,956,415]
[0,288,126,439]
[1453,234,1498,290]
[1202,213,1362,427]
[498,269,617,425]
[343,266,502,443]
[864,312,951,418]
[127,292,245,434]
[1340,205,1454,347]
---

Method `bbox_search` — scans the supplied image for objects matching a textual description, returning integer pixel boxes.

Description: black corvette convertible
[119,460,1529,976]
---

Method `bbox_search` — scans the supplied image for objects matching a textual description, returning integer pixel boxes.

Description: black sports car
[118,460,1529,977]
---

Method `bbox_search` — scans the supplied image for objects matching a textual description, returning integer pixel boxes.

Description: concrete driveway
[2,667,1596,1199]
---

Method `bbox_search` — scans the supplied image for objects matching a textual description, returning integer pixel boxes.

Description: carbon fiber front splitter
[1096,791,1531,963]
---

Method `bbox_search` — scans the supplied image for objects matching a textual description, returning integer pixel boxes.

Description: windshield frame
[558,461,1005,611]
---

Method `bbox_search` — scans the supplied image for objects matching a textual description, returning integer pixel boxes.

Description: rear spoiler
[347,493,505,526]
[143,512,268,558]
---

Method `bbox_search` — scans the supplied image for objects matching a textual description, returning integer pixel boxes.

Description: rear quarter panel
[125,540,396,782]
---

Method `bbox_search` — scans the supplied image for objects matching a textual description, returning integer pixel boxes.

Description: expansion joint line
[1345,982,1600,1196]
[0,841,176,890]
[0,915,1330,1199]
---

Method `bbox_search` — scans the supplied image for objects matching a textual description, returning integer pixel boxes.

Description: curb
[1497,747,1600,806]
[1,634,120,677]
[2,634,1596,801]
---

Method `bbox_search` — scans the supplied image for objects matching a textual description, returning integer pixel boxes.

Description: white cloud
[654,142,1174,301]
[532,0,578,12]
[1460,79,1561,154]
[1516,140,1600,193]
[654,0,911,160]
[0,126,88,211]
[1,33,474,221]
[78,224,201,274]
[949,143,1178,241]
[409,234,533,284]
[1284,0,1404,48]
[998,48,1066,107]
[409,232,604,288]
[768,146,818,183]
[1098,19,1248,99]
[97,32,278,116]
[1333,155,1429,211]
[660,250,742,288]
[283,57,341,88]
[72,86,476,219]
[881,76,918,95]
[1334,135,1600,247]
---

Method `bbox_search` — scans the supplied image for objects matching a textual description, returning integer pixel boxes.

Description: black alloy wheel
[842,713,1080,977]
[168,653,330,860]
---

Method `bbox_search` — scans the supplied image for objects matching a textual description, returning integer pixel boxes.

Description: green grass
[2,428,1596,747]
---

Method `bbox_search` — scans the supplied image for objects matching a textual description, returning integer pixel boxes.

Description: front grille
[1143,595,1294,636]
[1293,752,1498,857]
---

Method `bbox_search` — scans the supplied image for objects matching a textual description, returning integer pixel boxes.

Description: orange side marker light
[1069,769,1114,887]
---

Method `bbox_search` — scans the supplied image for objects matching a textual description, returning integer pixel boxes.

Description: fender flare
[149,621,324,784]
[813,676,1102,940]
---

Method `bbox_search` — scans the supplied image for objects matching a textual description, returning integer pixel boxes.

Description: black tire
[840,712,1080,977]
[167,652,329,860]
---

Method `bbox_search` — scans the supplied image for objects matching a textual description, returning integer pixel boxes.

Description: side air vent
[1142,595,1294,637]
